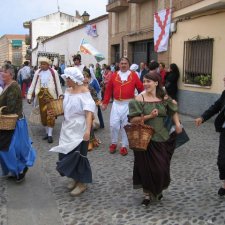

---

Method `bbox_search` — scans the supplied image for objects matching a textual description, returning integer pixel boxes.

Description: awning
[12,40,22,47]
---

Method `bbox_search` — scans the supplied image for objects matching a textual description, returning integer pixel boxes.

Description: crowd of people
[0,55,224,207]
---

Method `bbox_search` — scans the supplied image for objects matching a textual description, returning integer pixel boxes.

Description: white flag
[154,8,171,53]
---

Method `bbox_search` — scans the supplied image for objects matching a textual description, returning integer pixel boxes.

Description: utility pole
[57,0,60,12]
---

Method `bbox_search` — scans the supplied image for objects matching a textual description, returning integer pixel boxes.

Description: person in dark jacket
[165,63,180,101]
[195,75,225,196]
[139,62,149,82]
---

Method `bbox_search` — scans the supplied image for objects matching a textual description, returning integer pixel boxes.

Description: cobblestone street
[0,100,225,225]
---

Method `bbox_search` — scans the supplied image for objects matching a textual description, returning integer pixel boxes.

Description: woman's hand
[83,131,90,141]
[175,124,183,134]
[150,108,158,118]
[101,104,107,111]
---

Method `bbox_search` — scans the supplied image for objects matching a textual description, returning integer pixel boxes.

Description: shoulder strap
[140,94,145,113]
[32,74,39,97]
[48,68,59,98]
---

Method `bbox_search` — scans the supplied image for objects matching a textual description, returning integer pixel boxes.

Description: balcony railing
[127,0,147,3]
[107,0,129,12]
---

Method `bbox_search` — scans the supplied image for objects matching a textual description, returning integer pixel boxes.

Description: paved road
[0,99,225,225]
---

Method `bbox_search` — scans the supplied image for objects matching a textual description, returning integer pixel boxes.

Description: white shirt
[39,70,51,88]
[118,70,130,82]
[21,66,31,80]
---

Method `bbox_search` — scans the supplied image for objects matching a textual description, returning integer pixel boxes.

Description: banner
[79,39,105,62]
[154,8,171,53]
[85,24,98,37]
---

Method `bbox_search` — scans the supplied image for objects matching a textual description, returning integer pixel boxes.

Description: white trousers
[109,101,129,147]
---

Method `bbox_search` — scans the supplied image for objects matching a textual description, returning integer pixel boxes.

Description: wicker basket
[47,98,64,116]
[0,106,18,130]
[124,116,154,151]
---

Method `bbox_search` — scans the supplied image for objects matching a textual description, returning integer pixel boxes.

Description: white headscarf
[61,67,84,85]
[130,64,139,71]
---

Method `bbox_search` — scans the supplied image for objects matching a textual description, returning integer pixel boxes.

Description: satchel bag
[164,116,190,149]
[29,105,41,125]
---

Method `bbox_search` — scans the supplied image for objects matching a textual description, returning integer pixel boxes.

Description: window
[183,38,213,86]
[12,52,22,66]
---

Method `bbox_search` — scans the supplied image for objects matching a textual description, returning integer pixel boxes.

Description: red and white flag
[154,8,171,53]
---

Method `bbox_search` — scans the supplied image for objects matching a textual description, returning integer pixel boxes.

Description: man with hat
[27,56,63,143]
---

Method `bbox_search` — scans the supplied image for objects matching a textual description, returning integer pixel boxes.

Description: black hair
[149,61,159,71]
[73,54,81,61]
[119,57,130,65]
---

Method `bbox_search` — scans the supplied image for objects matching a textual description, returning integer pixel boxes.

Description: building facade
[170,0,225,116]
[23,11,82,50]
[32,15,108,67]
[107,0,225,116]
[0,34,28,66]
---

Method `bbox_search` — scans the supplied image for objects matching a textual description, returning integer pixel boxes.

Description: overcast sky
[0,0,108,36]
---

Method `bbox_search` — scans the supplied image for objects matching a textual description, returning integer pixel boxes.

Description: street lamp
[81,11,90,23]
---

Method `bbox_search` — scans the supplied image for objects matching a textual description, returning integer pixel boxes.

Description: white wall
[31,12,82,49]
[32,18,108,67]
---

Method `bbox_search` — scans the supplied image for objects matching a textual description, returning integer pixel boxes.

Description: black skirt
[0,130,15,151]
[133,133,176,196]
[56,141,92,183]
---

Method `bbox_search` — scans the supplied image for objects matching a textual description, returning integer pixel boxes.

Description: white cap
[61,67,84,85]
[130,64,139,71]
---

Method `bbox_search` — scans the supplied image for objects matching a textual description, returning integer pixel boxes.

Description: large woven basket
[47,98,64,116]
[124,117,154,151]
[0,106,18,130]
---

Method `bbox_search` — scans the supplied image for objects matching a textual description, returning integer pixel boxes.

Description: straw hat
[38,56,52,65]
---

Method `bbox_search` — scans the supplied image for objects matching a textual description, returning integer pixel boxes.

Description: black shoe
[48,136,53,143]
[16,167,28,183]
[23,166,29,175]
[218,187,225,196]
[141,198,150,207]
[16,173,25,183]
[42,134,48,140]
[156,193,163,201]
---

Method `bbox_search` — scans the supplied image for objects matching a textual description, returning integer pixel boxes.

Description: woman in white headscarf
[50,67,95,196]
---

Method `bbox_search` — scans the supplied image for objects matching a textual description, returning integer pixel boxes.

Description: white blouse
[50,90,95,154]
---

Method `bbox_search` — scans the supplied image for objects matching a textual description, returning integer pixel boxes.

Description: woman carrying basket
[49,67,95,196]
[128,71,182,207]
[0,64,36,182]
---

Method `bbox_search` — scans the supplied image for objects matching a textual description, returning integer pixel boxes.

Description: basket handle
[0,106,6,115]
[141,114,145,124]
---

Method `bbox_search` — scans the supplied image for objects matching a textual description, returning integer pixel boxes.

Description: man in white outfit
[102,57,144,156]
[27,57,63,143]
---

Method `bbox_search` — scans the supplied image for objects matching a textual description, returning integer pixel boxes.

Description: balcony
[127,0,147,3]
[106,0,129,12]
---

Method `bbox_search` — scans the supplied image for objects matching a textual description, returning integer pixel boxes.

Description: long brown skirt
[133,133,176,196]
